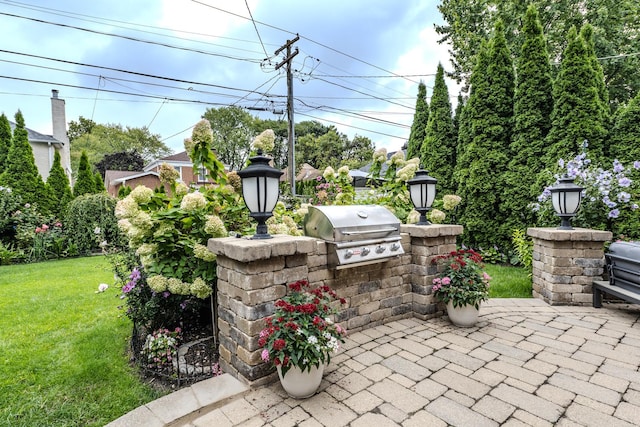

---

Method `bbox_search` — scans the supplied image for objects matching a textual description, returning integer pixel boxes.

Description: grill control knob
[344,249,354,259]
[391,243,401,251]
[375,245,386,254]
[361,247,370,256]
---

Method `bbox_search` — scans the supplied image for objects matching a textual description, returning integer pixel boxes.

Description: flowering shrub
[431,249,491,308]
[535,144,640,239]
[142,327,182,370]
[259,280,347,377]
[308,166,355,205]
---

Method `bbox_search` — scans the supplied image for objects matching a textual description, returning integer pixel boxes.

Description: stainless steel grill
[304,205,404,269]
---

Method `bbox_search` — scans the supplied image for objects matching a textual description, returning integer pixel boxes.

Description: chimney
[51,89,73,182]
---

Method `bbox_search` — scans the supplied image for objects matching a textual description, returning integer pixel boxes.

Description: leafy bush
[65,193,122,255]
[511,229,533,272]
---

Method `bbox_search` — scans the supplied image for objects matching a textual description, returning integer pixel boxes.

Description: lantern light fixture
[237,149,283,239]
[549,174,583,230]
[407,168,437,225]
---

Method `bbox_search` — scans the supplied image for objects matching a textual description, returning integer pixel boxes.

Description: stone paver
[107,300,640,427]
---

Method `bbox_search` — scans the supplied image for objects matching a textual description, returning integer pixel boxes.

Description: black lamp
[237,149,283,239]
[550,175,583,230]
[407,168,437,225]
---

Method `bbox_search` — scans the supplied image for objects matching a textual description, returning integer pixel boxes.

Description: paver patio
[109,298,640,426]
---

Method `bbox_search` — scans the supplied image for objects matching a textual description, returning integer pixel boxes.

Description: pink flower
[483,272,491,281]
[432,278,441,285]
[55,222,62,227]
[35,227,42,233]
[42,224,49,230]
[261,349,270,362]
[441,277,451,285]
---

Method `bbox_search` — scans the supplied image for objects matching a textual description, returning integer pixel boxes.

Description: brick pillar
[401,224,463,319]
[207,235,316,386]
[527,227,612,305]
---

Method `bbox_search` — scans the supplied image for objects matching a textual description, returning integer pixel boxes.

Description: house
[105,151,217,197]
[7,90,72,182]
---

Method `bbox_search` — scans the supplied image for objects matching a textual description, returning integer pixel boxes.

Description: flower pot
[446,301,480,327]
[276,363,325,399]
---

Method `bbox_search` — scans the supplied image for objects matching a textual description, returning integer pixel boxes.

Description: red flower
[274,339,286,350]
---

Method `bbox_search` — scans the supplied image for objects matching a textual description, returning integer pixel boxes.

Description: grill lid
[304,205,401,242]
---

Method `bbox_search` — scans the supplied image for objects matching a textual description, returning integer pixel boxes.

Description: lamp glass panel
[552,190,581,214]
[426,182,436,208]
[263,176,280,213]
[564,191,581,214]
[242,177,259,213]
[409,184,426,209]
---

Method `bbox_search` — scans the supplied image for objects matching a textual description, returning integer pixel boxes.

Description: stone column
[207,235,316,386]
[401,224,464,319]
[527,227,612,305]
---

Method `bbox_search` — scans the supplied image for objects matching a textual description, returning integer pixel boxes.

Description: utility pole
[275,35,299,195]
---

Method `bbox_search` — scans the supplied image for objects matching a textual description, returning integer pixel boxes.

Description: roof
[8,120,63,145]
[144,151,193,171]
[105,169,160,185]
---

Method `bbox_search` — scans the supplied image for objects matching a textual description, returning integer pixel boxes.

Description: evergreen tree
[73,151,96,197]
[452,94,465,146]
[94,171,105,193]
[0,111,46,207]
[545,27,608,165]
[610,92,640,165]
[455,21,514,249]
[47,150,73,217]
[421,63,456,194]
[406,82,429,160]
[503,5,554,231]
[0,113,11,171]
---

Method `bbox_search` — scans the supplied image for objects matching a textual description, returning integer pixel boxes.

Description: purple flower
[163,291,170,298]
[632,204,639,210]
[619,177,631,188]
[261,349,270,362]
[130,268,141,282]
[180,301,188,310]
[613,160,624,173]
[608,209,620,219]
[558,158,565,169]
[122,282,135,293]
[634,161,640,170]
[618,192,631,203]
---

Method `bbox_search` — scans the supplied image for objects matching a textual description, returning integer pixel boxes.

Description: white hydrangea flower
[373,148,387,163]
[136,243,157,257]
[193,243,216,261]
[147,275,168,292]
[130,211,153,231]
[130,186,154,205]
[180,191,207,211]
[337,165,350,176]
[428,209,446,224]
[190,277,212,299]
[175,183,189,197]
[204,215,227,237]
[323,166,336,180]
[252,129,276,153]
[115,196,139,219]
[406,209,420,224]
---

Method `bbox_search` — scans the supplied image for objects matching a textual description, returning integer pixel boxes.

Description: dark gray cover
[606,241,640,291]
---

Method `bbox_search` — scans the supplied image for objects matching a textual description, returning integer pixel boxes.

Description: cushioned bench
[593,241,640,308]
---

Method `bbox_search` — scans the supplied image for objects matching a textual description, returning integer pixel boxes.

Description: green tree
[341,135,375,169]
[406,82,429,160]
[452,94,465,146]
[455,21,515,249]
[545,27,608,165]
[46,150,73,217]
[202,106,254,171]
[610,92,640,165]
[94,171,105,193]
[503,5,554,231]
[67,116,96,142]
[0,111,46,208]
[0,113,11,171]
[421,63,455,194]
[70,121,171,170]
[435,0,640,108]
[296,129,346,170]
[73,151,96,197]
[94,150,145,176]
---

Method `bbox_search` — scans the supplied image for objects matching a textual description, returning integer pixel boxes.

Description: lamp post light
[407,168,437,225]
[237,149,283,239]
[549,174,583,230]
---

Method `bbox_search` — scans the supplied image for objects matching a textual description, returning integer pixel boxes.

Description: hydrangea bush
[534,144,640,239]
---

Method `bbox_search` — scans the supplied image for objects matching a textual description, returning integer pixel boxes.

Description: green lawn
[486,263,533,298]
[0,256,164,427]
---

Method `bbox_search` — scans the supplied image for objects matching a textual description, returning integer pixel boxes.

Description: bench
[593,241,640,308]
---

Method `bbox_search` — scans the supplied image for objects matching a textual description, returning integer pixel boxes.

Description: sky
[0,0,461,155]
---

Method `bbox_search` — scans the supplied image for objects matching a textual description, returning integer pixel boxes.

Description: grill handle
[340,227,397,236]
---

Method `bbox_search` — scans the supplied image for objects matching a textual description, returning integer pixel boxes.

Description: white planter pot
[276,363,325,399]
[446,301,480,327]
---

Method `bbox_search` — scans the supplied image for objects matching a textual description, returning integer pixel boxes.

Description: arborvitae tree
[452,94,465,145]
[545,27,608,165]
[455,21,514,249]
[421,63,456,194]
[503,5,554,231]
[610,92,640,165]
[581,24,611,157]
[0,111,46,206]
[0,113,11,171]
[47,150,73,217]
[73,151,96,197]
[406,82,429,160]
[94,171,105,193]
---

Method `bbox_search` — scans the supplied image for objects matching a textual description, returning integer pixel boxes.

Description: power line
[244,0,269,59]
[0,12,263,63]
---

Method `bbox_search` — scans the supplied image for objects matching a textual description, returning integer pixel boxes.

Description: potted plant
[431,249,491,327]
[259,279,347,398]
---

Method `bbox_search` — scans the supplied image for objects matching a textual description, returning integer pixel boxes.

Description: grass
[486,263,533,298]
[0,256,164,427]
